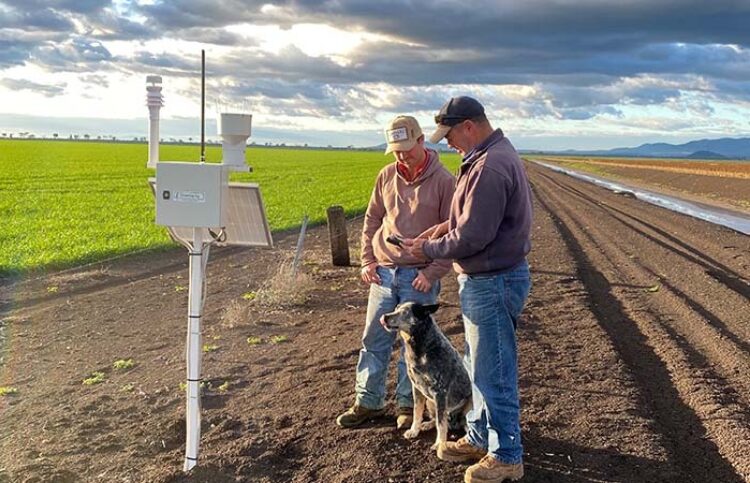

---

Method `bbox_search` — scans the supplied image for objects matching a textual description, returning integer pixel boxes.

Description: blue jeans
[355,266,440,409]
[459,260,531,465]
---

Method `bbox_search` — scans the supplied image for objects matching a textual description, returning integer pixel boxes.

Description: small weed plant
[0,386,18,396]
[113,358,135,370]
[83,372,105,385]
[270,335,289,344]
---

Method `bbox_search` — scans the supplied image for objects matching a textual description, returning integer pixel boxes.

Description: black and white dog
[381,302,472,450]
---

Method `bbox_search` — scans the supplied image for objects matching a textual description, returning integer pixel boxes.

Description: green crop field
[0,140,460,276]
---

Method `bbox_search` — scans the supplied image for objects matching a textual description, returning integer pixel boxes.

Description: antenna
[200,49,205,163]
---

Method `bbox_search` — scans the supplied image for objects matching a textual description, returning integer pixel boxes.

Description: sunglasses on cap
[434,114,469,126]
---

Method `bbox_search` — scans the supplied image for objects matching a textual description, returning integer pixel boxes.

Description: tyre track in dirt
[528,162,750,481]
[535,169,750,359]
[531,167,750,399]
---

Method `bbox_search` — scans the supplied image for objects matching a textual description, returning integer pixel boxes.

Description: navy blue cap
[429,96,485,143]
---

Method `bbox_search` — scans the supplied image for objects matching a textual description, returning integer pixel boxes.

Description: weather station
[146,51,273,472]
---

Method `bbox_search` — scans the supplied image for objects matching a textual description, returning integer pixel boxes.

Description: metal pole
[184,227,205,472]
[292,214,309,277]
[200,49,205,163]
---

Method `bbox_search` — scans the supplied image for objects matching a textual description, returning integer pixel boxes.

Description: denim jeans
[458,260,531,465]
[355,266,440,409]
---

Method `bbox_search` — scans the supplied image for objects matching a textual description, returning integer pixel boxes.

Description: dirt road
[0,162,748,482]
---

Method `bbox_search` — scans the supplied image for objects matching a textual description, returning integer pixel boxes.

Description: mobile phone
[386,234,403,247]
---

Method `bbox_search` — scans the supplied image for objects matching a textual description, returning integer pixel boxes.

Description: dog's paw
[403,429,420,439]
[430,441,440,451]
[420,421,435,431]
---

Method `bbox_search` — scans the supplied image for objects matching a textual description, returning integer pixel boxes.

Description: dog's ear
[414,303,440,319]
[423,303,440,315]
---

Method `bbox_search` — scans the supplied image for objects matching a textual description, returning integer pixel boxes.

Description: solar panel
[149,178,273,248]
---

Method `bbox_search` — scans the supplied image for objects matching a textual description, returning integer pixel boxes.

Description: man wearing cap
[403,97,532,482]
[336,116,455,429]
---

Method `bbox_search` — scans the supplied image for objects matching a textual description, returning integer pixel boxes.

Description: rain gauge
[146,51,273,472]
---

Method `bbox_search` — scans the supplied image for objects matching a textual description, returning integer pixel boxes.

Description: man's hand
[417,221,449,240]
[401,238,426,260]
[416,225,438,240]
[361,263,381,285]
[412,271,432,293]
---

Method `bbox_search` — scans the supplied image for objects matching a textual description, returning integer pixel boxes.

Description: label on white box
[174,191,206,203]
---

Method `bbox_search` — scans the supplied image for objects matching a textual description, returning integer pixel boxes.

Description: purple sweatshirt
[423,129,532,275]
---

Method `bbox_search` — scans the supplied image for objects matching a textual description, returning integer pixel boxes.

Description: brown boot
[396,406,413,430]
[336,405,384,428]
[464,455,523,483]
[437,436,486,462]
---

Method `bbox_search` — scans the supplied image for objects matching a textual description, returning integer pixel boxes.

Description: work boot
[336,405,384,428]
[396,406,413,430]
[464,455,523,483]
[437,436,486,463]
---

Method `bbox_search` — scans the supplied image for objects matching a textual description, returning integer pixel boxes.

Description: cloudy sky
[1,0,749,150]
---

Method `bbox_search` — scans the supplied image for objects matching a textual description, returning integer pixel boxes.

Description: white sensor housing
[146,75,164,169]
[218,113,252,171]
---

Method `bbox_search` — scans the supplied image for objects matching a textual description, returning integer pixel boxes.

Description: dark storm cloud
[111,36,743,123]
[0,1,148,75]
[1,0,109,15]
[0,1,157,42]
[135,0,750,50]
[0,77,65,96]
[7,0,750,86]
[128,0,750,97]
[0,6,74,31]
[85,10,156,41]
[133,0,262,29]
[31,37,113,71]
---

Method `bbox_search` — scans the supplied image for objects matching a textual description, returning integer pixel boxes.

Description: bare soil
[540,157,750,179]
[1,162,749,482]
[536,157,750,212]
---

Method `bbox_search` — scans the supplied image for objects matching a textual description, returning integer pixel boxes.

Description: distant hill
[686,150,727,160]
[368,136,750,159]
[551,137,750,160]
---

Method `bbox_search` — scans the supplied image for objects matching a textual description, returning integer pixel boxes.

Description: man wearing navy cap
[404,97,533,482]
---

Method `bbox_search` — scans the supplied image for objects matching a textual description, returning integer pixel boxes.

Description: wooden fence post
[326,205,350,266]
